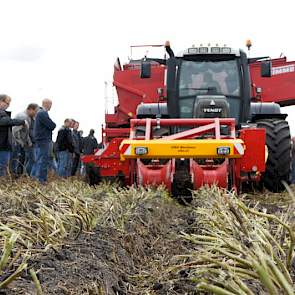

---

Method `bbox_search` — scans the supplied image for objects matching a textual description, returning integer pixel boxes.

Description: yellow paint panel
[120,139,244,160]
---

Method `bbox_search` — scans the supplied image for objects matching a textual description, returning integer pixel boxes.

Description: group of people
[2,93,295,185]
[0,94,100,183]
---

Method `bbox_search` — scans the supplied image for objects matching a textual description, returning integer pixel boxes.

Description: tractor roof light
[165,40,171,47]
[211,47,220,54]
[199,47,209,54]
[246,39,252,50]
[180,45,238,57]
[188,47,199,54]
[220,47,231,54]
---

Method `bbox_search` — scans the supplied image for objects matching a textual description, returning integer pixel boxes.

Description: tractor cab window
[179,60,240,96]
[178,59,241,119]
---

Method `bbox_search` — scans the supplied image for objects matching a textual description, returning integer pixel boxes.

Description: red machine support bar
[130,118,236,128]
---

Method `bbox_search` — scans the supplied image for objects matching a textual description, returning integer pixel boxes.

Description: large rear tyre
[256,119,291,192]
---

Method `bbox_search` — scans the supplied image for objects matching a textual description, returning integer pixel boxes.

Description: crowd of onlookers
[0,94,100,184]
[2,93,295,185]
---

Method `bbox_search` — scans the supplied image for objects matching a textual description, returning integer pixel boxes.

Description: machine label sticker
[171,145,196,153]
[272,64,295,75]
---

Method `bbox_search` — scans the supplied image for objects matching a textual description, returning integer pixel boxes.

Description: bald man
[33,98,56,183]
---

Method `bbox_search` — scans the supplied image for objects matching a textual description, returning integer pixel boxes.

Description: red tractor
[83,42,293,198]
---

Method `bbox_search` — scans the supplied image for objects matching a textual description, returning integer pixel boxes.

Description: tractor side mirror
[140,60,151,78]
[251,83,262,101]
[157,87,164,97]
[260,61,272,77]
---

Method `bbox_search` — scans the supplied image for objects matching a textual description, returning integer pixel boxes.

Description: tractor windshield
[178,59,241,119]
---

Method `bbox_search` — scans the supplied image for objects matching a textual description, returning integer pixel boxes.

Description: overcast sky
[1,0,295,138]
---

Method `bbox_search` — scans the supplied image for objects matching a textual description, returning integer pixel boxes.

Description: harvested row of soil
[0,179,294,294]
[0,180,196,294]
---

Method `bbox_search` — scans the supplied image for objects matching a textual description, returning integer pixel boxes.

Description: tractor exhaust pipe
[165,41,174,58]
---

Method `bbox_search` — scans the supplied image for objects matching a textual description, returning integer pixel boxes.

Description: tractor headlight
[217,146,230,155]
[211,47,220,54]
[135,147,148,155]
[221,47,231,54]
[188,47,199,54]
[199,47,209,54]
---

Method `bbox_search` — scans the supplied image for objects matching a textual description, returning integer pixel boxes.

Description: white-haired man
[33,99,56,183]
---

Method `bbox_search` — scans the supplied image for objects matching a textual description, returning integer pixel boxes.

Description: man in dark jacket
[0,95,25,176]
[83,129,99,155]
[71,120,83,176]
[11,103,39,176]
[56,119,74,177]
[33,99,56,183]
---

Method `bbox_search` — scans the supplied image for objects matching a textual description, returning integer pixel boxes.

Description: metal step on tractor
[82,41,293,199]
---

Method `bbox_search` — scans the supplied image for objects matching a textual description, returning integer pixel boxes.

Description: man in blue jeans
[33,99,56,183]
[0,95,25,176]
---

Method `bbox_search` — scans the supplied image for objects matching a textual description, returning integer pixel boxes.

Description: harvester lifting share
[120,118,245,160]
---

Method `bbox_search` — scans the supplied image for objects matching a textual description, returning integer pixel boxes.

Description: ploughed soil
[3,187,198,295]
[1,179,294,295]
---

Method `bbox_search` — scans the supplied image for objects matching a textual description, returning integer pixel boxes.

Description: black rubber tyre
[85,163,100,186]
[256,119,291,192]
[172,159,193,204]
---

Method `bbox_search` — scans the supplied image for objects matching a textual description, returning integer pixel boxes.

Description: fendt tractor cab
[83,42,292,199]
[166,44,251,124]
